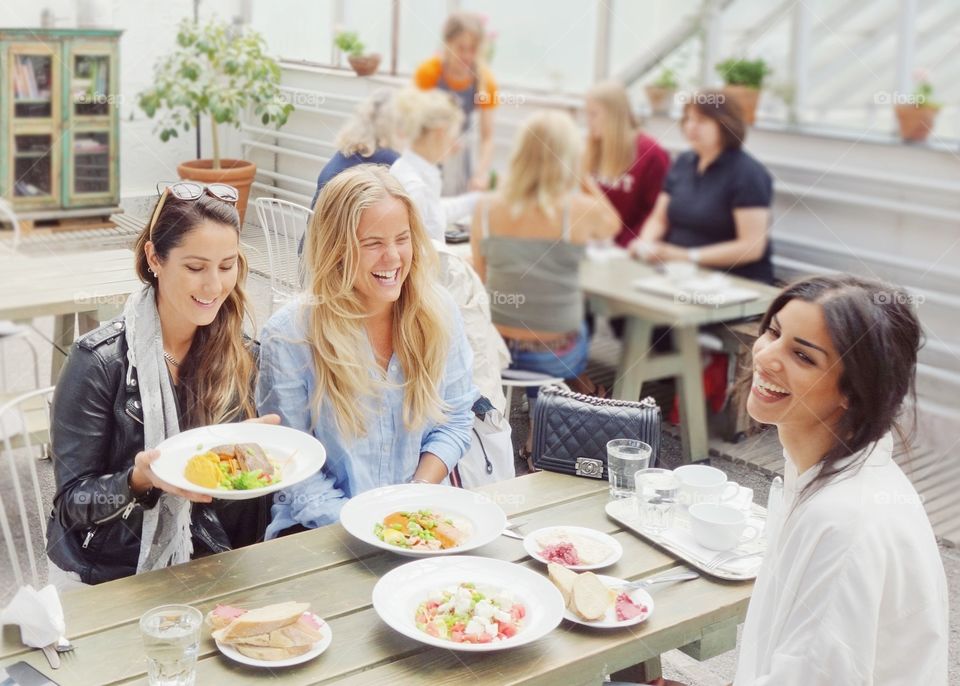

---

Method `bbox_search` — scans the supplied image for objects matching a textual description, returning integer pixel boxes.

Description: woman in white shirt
[390,88,479,242]
[735,274,948,685]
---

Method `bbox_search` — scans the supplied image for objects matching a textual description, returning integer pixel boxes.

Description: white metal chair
[0,199,41,394]
[501,368,565,413]
[0,386,55,588]
[254,197,313,309]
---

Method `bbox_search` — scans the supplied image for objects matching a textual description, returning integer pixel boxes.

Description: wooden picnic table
[0,248,140,382]
[581,257,780,463]
[0,471,753,685]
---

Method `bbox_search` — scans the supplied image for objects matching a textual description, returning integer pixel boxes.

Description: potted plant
[895,69,940,142]
[335,31,381,77]
[646,68,679,116]
[138,19,294,223]
[715,57,770,125]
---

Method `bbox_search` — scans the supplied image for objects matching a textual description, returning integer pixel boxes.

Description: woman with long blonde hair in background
[258,165,477,537]
[390,87,478,242]
[470,110,620,464]
[584,81,670,248]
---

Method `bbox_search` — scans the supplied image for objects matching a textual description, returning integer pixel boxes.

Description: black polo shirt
[663,147,774,284]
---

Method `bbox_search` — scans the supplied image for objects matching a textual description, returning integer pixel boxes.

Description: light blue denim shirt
[256,296,477,539]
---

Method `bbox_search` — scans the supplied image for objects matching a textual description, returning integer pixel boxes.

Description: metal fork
[613,568,700,592]
[703,550,763,572]
[55,636,75,654]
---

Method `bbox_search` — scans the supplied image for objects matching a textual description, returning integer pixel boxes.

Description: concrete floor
[1,262,956,685]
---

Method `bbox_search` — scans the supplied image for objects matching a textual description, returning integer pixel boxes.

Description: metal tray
[605,497,766,581]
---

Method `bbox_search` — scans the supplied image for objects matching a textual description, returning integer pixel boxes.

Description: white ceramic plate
[523,526,623,571]
[372,556,565,652]
[151,423,326,500]
[215,612,332,667]
[339,483,506,557]
[562,575,654,629]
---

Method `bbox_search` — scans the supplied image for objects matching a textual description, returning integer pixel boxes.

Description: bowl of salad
[150,424,325,500]
[340,484,506,557]
[372,556,565,651]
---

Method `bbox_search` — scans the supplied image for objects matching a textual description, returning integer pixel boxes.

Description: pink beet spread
[540,542,580,566]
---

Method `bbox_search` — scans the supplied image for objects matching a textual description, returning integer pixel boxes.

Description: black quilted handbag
[531,385,661,479]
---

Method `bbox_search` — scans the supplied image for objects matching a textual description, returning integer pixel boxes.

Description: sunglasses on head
[147,181,240,240]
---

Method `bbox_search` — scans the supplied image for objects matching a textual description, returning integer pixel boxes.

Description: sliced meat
[236,442,274,476]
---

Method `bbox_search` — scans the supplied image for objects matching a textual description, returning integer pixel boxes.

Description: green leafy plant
[651,68,679,89]
[715,58,770,89]
[334,31,366,57]
[912,68,939,108]
[138,19,293,169]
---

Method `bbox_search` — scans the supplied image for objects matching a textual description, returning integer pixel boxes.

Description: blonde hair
[335,89,399,157]
[443,11,485,44]
[441,11,489,93]
[134,195,256,427]
[392,88,463,143]
[302,165,450,438]
[584,81,639,181]
[502,110,582,218]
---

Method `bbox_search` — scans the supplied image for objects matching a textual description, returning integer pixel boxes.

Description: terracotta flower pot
[722,85,761,125]
[645,86,676,116]
[177,159,257,225]
[895,104,940,142]
[348,54,381,77]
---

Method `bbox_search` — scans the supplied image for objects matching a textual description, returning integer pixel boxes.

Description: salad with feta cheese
[414,583,526,644]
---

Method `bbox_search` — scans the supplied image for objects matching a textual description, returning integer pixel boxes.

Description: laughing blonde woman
[257,165,477,537]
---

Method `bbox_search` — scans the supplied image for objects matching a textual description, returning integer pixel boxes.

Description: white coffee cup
[688,503,759,552]
[673,465,740,506]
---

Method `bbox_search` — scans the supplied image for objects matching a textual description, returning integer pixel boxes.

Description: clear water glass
[634,468,680,534]
[140,605,202,686]
[607,439,652,498]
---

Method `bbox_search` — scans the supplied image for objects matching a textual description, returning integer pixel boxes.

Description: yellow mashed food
[184,451,221,489]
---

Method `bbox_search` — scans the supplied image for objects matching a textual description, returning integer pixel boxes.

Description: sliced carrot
[383,512,410,530]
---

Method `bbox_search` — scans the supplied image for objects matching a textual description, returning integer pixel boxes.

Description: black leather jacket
[46,319,268,584]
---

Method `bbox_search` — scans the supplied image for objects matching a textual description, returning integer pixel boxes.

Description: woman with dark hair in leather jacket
[46,184,278,588]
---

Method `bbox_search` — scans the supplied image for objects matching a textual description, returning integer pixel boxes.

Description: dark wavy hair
[758,274,923,501]
[133,194,255,428]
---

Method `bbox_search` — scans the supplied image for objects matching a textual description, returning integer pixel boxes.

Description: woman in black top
[629,90,774,284]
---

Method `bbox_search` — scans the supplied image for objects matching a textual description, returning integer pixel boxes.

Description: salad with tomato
[414,583,526,644]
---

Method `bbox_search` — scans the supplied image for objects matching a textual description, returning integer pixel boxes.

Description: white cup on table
[673,464,741,507]
[688,503,759,552]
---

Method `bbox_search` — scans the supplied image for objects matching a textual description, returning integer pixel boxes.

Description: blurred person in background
[414,11,498,194]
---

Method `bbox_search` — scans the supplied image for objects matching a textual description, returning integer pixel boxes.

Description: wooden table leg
[613,317,654,401]
[674,325,708,463]
[610,655,662,683]
[49,313,76,383]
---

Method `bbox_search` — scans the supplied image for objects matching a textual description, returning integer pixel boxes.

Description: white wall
[1,0,245,201]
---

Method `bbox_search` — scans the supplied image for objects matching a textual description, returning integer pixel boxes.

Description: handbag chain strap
[541,384,658,409]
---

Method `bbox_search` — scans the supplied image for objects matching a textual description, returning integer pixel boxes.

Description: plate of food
[151,423,325,500]
[547,564,653,629]
[207,601,332,667]
[339,483,506,556]
[372,556,564,651]
[523,526,623,570]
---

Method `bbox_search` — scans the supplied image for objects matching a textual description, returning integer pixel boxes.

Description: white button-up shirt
[390,150,478,241]
[735,432,949,684]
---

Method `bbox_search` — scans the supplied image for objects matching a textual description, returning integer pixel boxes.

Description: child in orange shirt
[414,11,497,193]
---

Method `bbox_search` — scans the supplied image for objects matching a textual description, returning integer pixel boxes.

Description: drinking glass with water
[634,468,680,534]
[140,605,202,686]
[606,439,652,498]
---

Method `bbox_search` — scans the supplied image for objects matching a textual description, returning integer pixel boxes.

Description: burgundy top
[594,133,670,247]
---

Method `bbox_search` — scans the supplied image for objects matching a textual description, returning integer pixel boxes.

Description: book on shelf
[13,57,51,101]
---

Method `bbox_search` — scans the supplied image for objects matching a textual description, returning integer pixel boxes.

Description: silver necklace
[162,350,180,367]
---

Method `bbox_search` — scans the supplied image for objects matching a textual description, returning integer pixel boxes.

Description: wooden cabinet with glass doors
[0,29,121,218]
